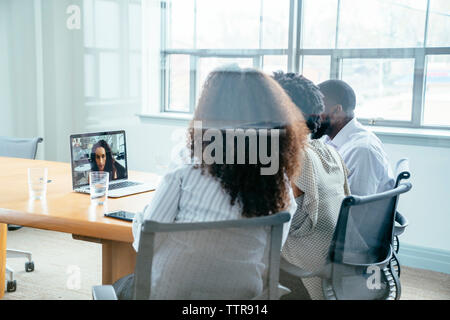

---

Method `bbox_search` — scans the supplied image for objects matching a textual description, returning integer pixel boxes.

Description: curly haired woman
[113,67,309,299]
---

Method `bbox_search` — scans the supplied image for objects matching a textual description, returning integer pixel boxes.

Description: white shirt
[132,164,296,299]
[323,118,395,196]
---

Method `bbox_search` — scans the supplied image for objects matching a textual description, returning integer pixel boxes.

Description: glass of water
[28,168,48,200]
[89,171,109,205]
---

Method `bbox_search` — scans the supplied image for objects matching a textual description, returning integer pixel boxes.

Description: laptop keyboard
[109,181,142,190]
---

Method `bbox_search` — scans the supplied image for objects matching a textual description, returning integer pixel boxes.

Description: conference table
[0,157,160,299]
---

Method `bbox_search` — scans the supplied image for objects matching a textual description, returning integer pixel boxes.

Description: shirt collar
[330,118,359,148]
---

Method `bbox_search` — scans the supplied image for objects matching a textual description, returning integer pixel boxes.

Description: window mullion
[294,0,303,73]
[287,0,298,72]
[335,0,341,49]
[254,56,262,69]
[160,1,168,112]
[330,54,340,80]
[189,55,198,113]
[411,49,426,127]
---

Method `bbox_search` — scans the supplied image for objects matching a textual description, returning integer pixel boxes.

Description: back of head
[194,67,303,129]
[318,80,356,116]
[272,71,324,134]
[189,67,308,218]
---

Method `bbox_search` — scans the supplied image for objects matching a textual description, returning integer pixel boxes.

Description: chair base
[8,225,23,231]
[5,250,35,294]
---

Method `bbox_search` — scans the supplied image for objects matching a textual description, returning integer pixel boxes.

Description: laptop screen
[70,131,128,188]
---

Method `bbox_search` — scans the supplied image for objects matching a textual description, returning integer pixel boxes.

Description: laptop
[70,130,156,198]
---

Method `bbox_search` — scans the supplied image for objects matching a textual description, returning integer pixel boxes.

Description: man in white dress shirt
[314,79,395,196]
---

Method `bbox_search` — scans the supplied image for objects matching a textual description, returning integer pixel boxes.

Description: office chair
[280,182,412,300]
[0,136,43,292]
[391,158,411,278]
[93,211,291,300]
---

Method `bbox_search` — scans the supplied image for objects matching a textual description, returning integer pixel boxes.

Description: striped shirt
[132,164,296,299]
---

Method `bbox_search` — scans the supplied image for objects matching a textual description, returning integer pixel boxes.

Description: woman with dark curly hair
[113,67,309,300]
[272,72,350,300]
[90,140,118,180]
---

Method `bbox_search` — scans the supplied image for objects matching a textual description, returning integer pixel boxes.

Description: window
[160,0,290,113]
[423,54,450,126]
[341,58,415,121]
[153,0,450,128]
[83,0,142,104]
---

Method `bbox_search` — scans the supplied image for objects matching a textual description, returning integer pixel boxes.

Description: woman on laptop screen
[90,140,125,180]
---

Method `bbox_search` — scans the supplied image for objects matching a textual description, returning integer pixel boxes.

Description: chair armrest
[394,211,408,236]
[252,284,291,300]
[92,285,118,300]
[280,257,318,278]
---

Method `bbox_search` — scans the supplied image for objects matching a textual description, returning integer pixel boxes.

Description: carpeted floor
[2,227,450,300]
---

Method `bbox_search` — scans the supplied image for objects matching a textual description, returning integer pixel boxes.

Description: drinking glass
[28,168,48,200]
[89,171,109,205]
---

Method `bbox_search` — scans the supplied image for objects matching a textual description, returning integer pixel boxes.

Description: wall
[0,0,14,136]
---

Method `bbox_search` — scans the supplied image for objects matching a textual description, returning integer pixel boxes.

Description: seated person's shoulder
[163,163,200,183]
[346,140,386,164]
[308,139,344,163]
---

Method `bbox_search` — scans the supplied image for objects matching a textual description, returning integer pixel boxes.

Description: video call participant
[112,67,309,299]
[90,140,125,181]
[314,79,395,196]
[273,72,350,300]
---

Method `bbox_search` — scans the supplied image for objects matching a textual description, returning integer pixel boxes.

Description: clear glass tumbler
[89,171,109,205]
[28,168,48,200]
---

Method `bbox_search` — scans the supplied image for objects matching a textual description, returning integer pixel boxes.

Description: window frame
[83,0,142,106]
[156,0,450,130]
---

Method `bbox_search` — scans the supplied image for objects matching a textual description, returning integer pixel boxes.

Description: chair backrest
[0,136,43,160]
[329,183,412,267]
[395,158,411,188]
[133,211,290,300]
[393,158,411,236]
[326,183,412,299]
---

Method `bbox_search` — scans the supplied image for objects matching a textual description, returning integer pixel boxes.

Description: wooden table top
[0,157,161,243]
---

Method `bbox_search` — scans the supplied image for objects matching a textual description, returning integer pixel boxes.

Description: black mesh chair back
[325,183,412,300]
[392,158,411,276]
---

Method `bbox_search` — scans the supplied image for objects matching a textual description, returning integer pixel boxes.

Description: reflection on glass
[302,55,331,84]
[89,201,108,221]
[84,54,95,97]
[99,52,120,99]
[129,2,142,50]
[129,53,141,98]
[196,0,260,49]
[95,0,119,49]
[342,59,414,121]
[27,198,48,215]
[83,0,94,47]
[197,57,253,97]
[338,0,427,48]
[168,55,190,112]
[302,0,338,49]
[426,0,450,47]
[423,55,450,126]
[261,0,290,49]
[168,0,195,48]
[263,55,288,74]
